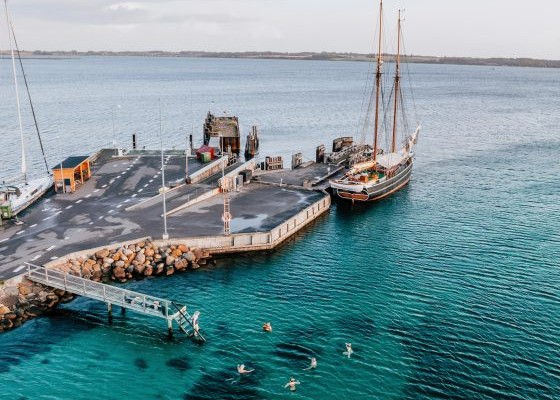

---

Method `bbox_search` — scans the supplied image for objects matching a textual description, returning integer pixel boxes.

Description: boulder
[184,251,196,262]
[4,312,17,320]
[0,304,11,315]
[135,252,146,264]
[82,264,93,279]
[18,283,32,296]
[143,265,153,277]
[113,266,126,279]
[166,266,175,276]
[134,264,146,275]
[191,262,200,270]
[178,244,189,253]
[145,248,155,257]
[95,249,111,259]
[155,263,165,275]
[174,259,187,271]
[113,251,122,261]
[103,257,115,266]
[165,255,175,266]
[172,248,182,258]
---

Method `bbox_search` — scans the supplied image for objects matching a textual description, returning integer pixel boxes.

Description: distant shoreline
[1,50,559,68]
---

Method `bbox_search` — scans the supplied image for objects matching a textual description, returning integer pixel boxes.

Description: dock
[25,263,204,340]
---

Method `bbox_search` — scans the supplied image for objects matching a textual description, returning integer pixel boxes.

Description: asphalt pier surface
[0,152,325,280]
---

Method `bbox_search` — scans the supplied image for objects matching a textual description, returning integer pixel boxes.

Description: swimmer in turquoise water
[343,343,353,358]
[237,364,254,374]
[284,377,301,391]
[303,357,317,370]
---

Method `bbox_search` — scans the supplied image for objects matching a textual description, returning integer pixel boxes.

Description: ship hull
[334,159,413,202]
[11,176,53,215]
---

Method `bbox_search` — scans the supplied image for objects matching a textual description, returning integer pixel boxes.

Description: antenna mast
[391,9,402,153]
[373,0,383,161]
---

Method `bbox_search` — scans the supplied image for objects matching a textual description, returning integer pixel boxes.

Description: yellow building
[52,156,91,193]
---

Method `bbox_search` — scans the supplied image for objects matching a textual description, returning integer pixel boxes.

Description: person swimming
[262,322,272,332]
[284,377,300,391]
[237,364,254,374]
[343,343,353,358]
[303,357,317,370]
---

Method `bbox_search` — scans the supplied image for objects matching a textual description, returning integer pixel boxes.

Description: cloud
[11,0,259,26]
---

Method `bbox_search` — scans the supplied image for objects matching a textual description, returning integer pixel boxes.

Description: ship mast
[391,9,402,153]
[4,0,27,184]
[373,0,383,162]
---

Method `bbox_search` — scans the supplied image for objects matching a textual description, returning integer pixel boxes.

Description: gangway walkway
[25,263,205,342]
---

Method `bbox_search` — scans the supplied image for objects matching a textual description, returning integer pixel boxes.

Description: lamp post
[159,99,169,240]
[111,104,121,156]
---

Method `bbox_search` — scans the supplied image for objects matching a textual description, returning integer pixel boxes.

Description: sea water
[0,57,559,399]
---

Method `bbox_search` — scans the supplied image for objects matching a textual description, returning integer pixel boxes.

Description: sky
[2,0,560,59]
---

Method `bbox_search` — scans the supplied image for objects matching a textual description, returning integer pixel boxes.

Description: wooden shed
[52,156,91,193]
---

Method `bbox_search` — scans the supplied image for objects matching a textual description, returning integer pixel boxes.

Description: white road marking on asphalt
[124,199,130,203]
[32,254,41,261]
[56,210,63,215]
[0,238,8,243]
[76,199,83,204]
[30,224,37,228]
[138,189,143,193]
[94,189,100,193]
[66,205,73,209]
[64,236,70,240]
[13,265,26,273]
[89,222,94,225]
[126,168,131,171]
[131,194,137,198]
[121,172,126,175]
[16,230,25,235]
[86,194,92,198]
[144,184,148,187]
[50,256,58,260]
[102,184,107,188]
[98,216,103,220]
[153,175,158,179]
[108,209,114,214]
[149,179,153,183]
[109,179,115,184]
[46,245,56,251]
[116,204,122,208]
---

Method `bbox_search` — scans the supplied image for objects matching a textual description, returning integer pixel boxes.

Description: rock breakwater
[0,240,212,334]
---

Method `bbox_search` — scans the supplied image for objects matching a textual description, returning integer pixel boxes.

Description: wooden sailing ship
[330,1,420,202]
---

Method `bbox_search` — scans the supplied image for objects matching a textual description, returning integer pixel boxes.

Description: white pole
[159,99,169,240]
[4,0,26,183]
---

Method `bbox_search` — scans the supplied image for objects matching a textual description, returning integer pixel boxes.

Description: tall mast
[4,0,27,183]
[391,9,402,153]
[373,0,383,161]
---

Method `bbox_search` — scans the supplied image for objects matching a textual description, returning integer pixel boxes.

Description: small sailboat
[330,1,420,202]
[0,0,52,218]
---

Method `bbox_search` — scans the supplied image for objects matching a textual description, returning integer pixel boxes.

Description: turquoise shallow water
[1,58,560,399]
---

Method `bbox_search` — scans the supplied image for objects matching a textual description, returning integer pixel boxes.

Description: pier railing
[25,263,204,341]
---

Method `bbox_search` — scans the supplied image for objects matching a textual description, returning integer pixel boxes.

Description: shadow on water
[0,308,99,374]
[134,358,148,370]
[389,317,558,400]
[184,368,265,400]
[336,313,377,340]
[166,357,192,372]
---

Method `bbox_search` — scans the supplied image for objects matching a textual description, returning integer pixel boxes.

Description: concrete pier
[0,149,333,281]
